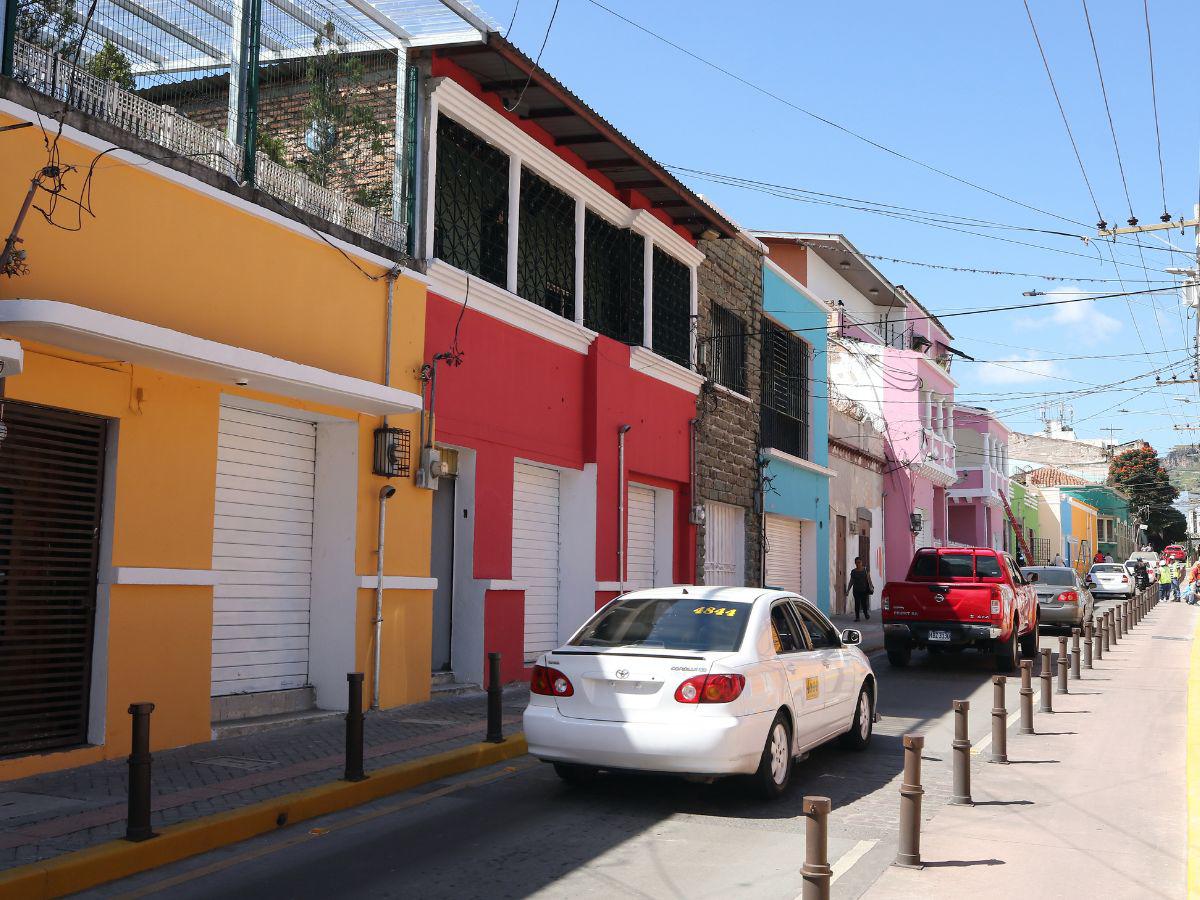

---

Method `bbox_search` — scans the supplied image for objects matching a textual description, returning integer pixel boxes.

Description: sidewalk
[828,612,884,654]
[0,684,529,873]
[865,599,1194,898]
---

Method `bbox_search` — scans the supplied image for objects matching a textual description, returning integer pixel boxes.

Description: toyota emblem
[615,669,629,679]
[934,593,946,604]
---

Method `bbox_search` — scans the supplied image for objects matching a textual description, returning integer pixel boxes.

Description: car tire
[752,712,793,801]
[886,644,911,667]
[1018,618,1038,659]
[995,627,1018,673]
[839,683,874,751]
[552,762,599,785]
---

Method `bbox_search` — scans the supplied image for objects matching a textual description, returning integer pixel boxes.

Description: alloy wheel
[769,723,789,784]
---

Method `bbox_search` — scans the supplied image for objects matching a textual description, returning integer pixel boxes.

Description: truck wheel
[886,645,911,667]
[995,629,1018,673]
[1018,618,1038,659]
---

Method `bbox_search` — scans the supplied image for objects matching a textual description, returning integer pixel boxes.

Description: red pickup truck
[881,547,1039,672]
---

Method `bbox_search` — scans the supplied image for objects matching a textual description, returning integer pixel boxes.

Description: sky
[485,0,1200,455]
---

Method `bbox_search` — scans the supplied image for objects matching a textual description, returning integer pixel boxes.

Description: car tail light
[674,673,746,704]
[990,586,1002,616]
[1121,575,1129,583]
[881,589,890,612]
[530,664,574,697]
[1056,591,1079,604]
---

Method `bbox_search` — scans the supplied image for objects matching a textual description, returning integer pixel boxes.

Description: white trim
[429,260,597,353]
[0,98,423,282]
[711,381,753,404]
[422,87,440,261]
[357,575,439,590]
[763,257,836,315]
[688,265,698,369]
[1,299,422,415]
[429,78,705,268]
[762,446,837,478]
[595,581,624,592]
[0,338,24,375]
[101,567,219,586]
[628,346,705,394]
[481,579,523,591]
[506,153,522,294]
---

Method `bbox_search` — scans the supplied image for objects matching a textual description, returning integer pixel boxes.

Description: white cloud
[1042,286,1122,341]
[977,354,1065,385]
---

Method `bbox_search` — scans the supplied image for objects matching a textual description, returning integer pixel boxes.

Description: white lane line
[970,709,1021,755]
[830,839,877,885]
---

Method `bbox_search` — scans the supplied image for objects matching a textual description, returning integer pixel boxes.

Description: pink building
[948,406,1012,550]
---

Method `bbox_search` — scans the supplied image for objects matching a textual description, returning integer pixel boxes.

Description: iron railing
[583,209,642,345]
[707,302,746,395]
[516,166,575,319]
[651,247,690,368]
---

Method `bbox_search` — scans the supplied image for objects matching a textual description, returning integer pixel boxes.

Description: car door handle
[786,664,797,673]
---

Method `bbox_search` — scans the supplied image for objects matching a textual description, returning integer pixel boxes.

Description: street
[78,597,1185,900]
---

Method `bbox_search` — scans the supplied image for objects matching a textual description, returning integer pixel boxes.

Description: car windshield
[1024,568,1073,586]
[570,597,752,651]
[1092,565,1124,574]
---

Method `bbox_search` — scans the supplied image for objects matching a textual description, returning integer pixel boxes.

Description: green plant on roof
[85,40,135,91]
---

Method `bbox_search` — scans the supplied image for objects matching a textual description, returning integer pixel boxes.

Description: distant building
[947,406,1012,551]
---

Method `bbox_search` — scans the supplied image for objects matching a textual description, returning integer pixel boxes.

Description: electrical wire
[1142,0,1170,221]
[1080,0,1135,224]
[503,0,561,113]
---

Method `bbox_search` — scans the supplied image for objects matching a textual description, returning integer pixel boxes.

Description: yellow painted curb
[0,735,527,900]
[1189,618,1200,899]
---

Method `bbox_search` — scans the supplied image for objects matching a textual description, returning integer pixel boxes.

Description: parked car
[1087,562,1135,599]
[1128,550,1161,572]
[881,547,1039,672]
[1163,544,1186,563]
[523,587,876,800]
[1022,565,1095,629]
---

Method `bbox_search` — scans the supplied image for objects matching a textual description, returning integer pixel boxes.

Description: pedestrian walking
[1053,552,1064,567]
[1159,562,1173,603]
[1093,550,1105,564]
[846,556,874,622]
[1174,560,1186,602]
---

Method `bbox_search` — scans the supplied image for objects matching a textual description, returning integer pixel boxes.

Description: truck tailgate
[887,582,995,623]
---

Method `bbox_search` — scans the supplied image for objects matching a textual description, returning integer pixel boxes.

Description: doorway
[430,476,456,672]
[835,515,847,615]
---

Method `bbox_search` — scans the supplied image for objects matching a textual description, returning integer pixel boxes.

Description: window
[1098,517,1115,544]
[770,603,803,654]
[517,168,575,319]
[652,248,691,367]
[794,604,839,650]
[1023,567,1074,586]
[976,555,1003,579]
[570,597,751,652]
[434,116,508,288]
[584,210,643,344]
[708,303,746,395]
[761,318,810,458]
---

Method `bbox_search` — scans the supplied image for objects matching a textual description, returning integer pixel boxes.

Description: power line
[1080,0,1135,224]
[503,0,561,113]
[1142,0,1170,221]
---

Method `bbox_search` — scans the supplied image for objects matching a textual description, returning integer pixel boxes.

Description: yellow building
[0,94,432,778]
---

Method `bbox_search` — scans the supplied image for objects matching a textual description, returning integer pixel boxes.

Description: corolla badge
[615,669,629,679]
[934,593,946,604]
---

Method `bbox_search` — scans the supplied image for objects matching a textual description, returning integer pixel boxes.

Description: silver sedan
[1021,566,1095,630]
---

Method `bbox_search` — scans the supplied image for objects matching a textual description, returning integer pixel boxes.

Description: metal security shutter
[627,485,656,589]
[765,514,803,595]
[514,463,560,662]
[0,402,106,755]
[704,501,744,586]
[212,405,315,696]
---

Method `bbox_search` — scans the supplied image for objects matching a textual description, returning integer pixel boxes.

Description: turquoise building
[759,259,835,613]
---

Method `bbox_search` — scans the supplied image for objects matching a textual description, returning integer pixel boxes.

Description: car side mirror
[841,628,862,646]
[1028,573,1039,583]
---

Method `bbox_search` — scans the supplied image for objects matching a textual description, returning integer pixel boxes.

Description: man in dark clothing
[846,557,874,622]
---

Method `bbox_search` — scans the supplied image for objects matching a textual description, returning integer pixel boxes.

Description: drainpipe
[382,268,400,427]
[617,425,632,592]
[372,484,396,709]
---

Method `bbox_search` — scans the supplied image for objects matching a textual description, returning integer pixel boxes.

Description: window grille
[583,210,643,344]
[761,318,810,459]
[434,115,508,288]
[652,248,690,368]
[707,303,746,395]
[517,167,575,319]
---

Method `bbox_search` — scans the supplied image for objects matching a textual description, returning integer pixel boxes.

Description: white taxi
[523,586,877,799]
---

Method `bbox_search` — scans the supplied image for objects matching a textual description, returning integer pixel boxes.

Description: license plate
[928,630,952,642]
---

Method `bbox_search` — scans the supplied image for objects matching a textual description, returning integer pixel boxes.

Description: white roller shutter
[211,405,315,696]
[627,484,656,590]
[514,463,560,662]
[765,514,803,595]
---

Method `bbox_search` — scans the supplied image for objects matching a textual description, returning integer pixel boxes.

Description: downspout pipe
[372,483,396,709]
[617,425,632,592]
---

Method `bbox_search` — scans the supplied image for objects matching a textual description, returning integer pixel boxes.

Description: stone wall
[694,235,764,585]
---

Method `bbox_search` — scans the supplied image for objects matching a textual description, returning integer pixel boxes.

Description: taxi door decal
[805,676,820,700]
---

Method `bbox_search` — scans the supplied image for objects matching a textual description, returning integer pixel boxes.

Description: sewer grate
[194,756,282,772]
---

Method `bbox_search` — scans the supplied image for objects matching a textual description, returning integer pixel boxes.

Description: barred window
[708,303,746,395]
[584,211,643,344]
[761,318,810,458]
[652,248,690,368]
[433,115,508,288]
[517,168,575,319]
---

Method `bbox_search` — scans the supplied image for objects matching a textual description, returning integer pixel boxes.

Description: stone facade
[694,235,764,586]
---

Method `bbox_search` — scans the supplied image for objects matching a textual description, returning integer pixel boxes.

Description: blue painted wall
[760,263,832,613]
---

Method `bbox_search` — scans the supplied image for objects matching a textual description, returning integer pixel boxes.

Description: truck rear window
[911,551,1002,579]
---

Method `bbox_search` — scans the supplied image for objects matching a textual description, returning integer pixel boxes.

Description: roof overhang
[752,232,901,308]
[0,299,421,415]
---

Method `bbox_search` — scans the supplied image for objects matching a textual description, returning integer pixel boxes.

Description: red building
[411,36,737,686]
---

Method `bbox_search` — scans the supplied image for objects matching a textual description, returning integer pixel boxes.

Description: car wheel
[886,644,911,667]
[1019,618,1038,659]
[995,627,1018,673]
[839,683,874,751]
[752,713,793,801]
[552,762,599,785]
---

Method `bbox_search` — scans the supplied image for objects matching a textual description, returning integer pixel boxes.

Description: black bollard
[126,702,156,842]
[344,672,367,782]
[486,652,504,743]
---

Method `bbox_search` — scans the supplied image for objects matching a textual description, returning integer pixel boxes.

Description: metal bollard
[485,652,504,743]
[1039,648,1054,712]
[125,702,156,842]
[1099,616,1108,656]
[1057,649,1069,695]
[990,676,1008,764]
[1108,609,1118,646]
[1123,602,1130,634]
[895,734,925,868]
[1070,628,1081,679]
[800,796,833,900]
[1019,659,1035,734]
[343,672,367,783]
[1084,620,1094,669]
[1117,605,1125,640]
[951,700,972,805]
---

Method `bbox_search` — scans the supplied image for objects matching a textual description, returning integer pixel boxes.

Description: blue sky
[488,0,1200,454]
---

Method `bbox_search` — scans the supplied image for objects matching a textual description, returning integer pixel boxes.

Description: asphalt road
[82,598,1133,900]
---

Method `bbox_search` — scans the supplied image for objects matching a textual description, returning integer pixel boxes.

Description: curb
[0,735,528,900]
